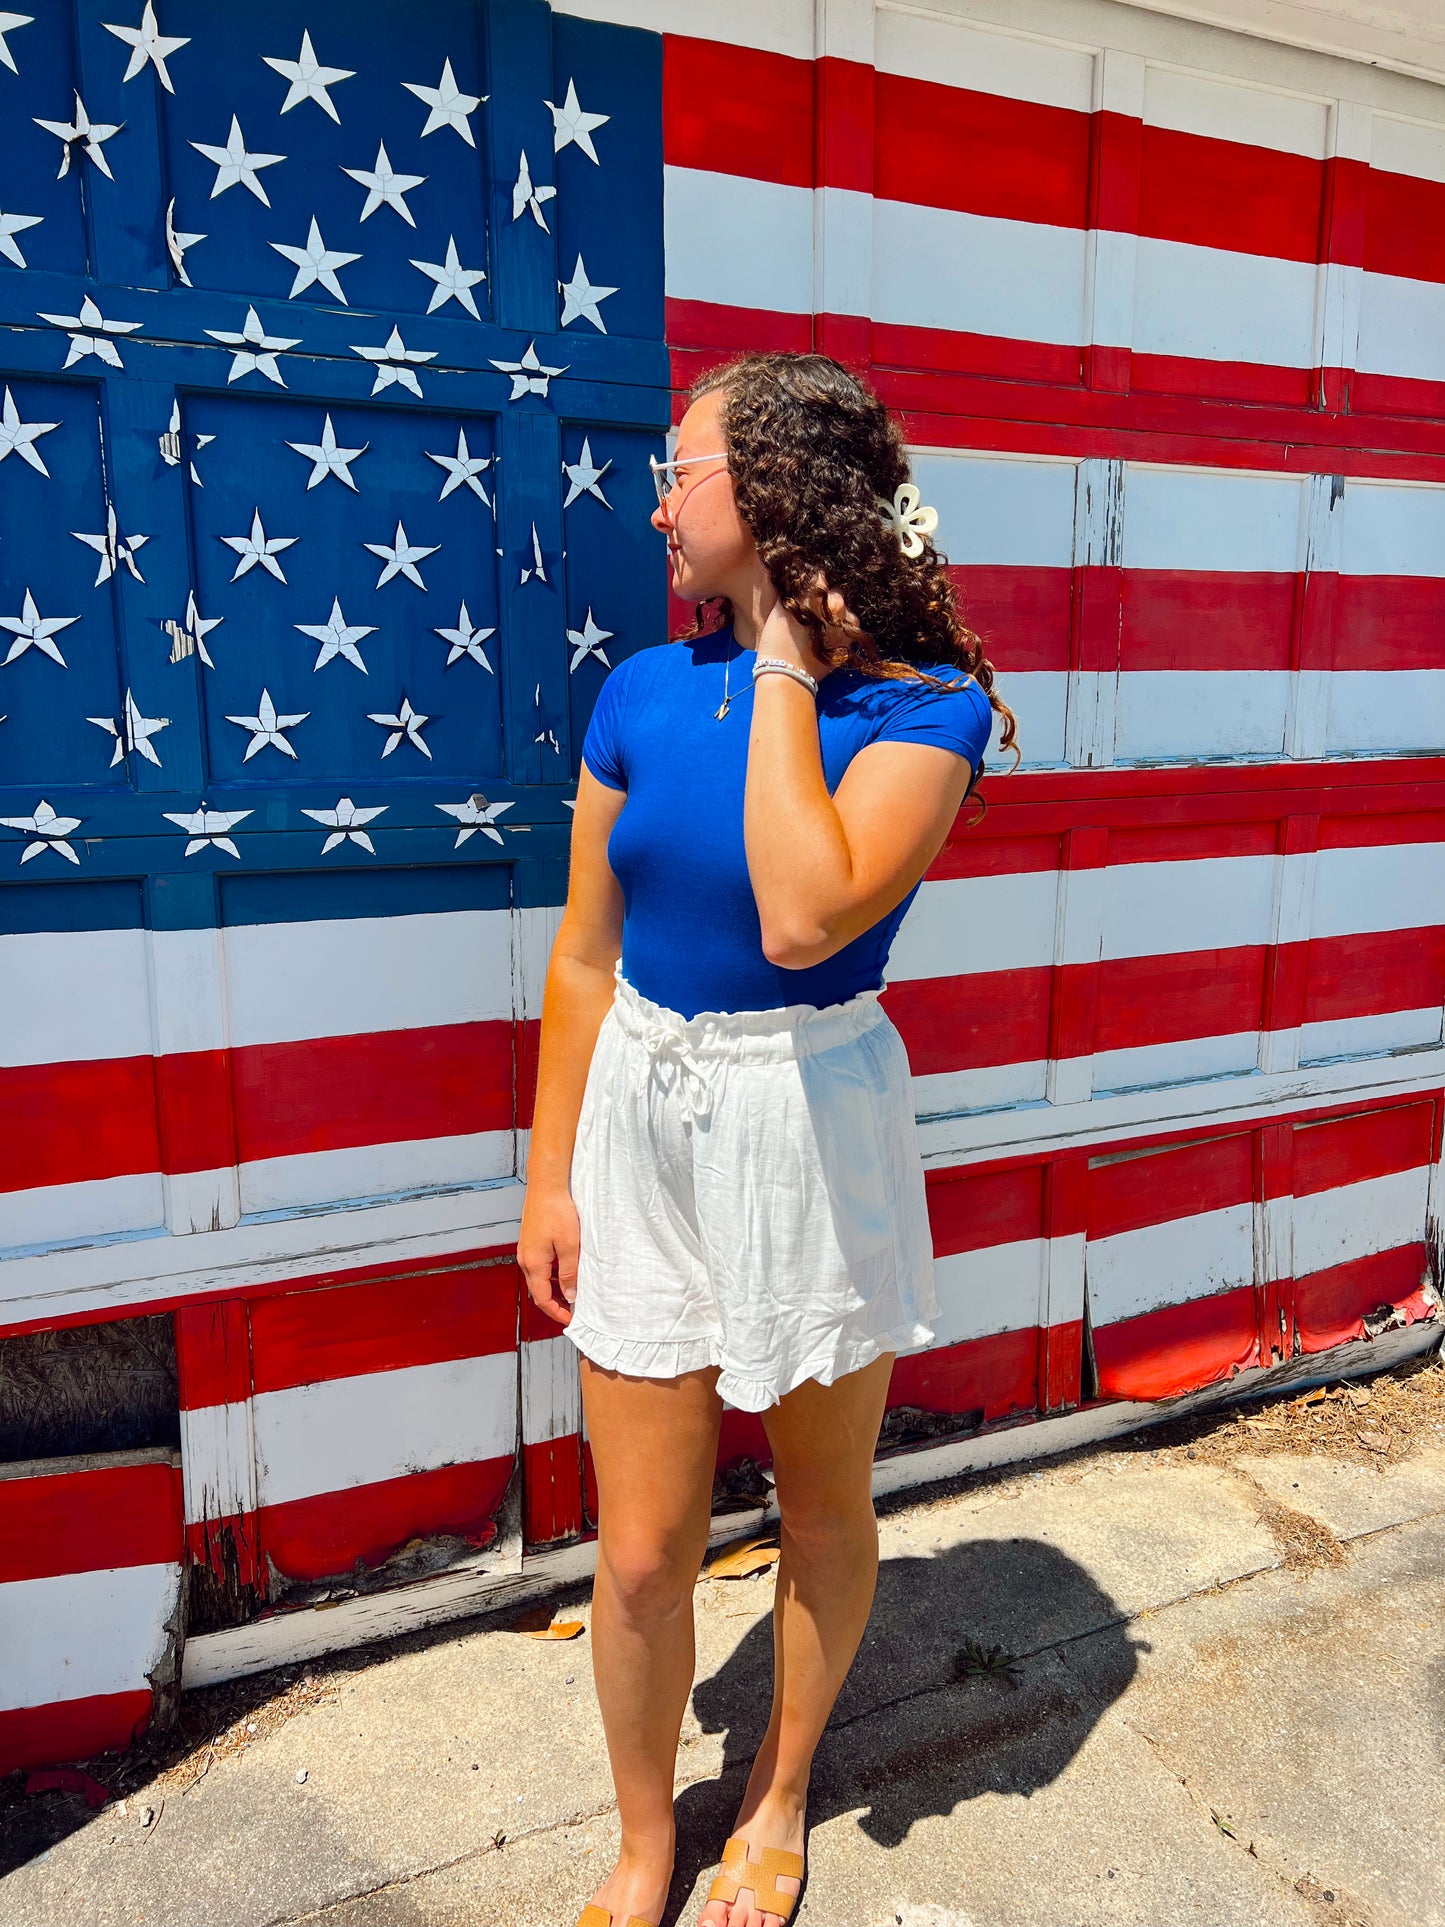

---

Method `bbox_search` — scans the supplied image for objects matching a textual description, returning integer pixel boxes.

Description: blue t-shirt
[580,627,993,1020]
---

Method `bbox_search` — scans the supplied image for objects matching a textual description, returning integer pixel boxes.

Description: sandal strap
[575,1908,657,1927]
[705,1833,806,1919]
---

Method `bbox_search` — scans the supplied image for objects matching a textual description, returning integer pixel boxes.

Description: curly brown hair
[674,351,1020,805]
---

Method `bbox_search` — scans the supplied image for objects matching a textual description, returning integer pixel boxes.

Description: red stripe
[0,1460,182,1585]
[886,966,1052,1075]
[0,1692,155,1778]
[1319,811,1445,849]
[1332,577,1445,672]
[230,1020,513,1163]
[1351,369,1445,423]
[1294,1245,1433,1352]
[1088,1134,1255,1240]
[1365,167,1445,286]
[875,71,1089,227]
[888,1324,1041,1425]
[662,36,814,187]
[1138,125,1325,264]
[175,1298,252,1413]
[925,1161,1045,1256]
[1092,1284,1260,1401]
[523,1434,585,1547]
[1120,572,1299,671]
[1302,929,1445,1025]
[1105,818,1280,864]
[259,1454,514,1584]
[929,831,1062,881]
[1,1056,159,1194]
[1292,1101,1436,1196]
[154,1049,236,1175]
[949,566,1072,672]
[1093,946,1270,1053]
[248,1263,519,1395]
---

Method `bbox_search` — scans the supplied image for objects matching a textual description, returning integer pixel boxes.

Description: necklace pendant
[713,696,730,719]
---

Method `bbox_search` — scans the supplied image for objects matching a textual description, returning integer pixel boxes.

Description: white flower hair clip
[877,481,939,558]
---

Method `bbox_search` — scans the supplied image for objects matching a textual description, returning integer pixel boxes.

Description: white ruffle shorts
[564,959,939,1413]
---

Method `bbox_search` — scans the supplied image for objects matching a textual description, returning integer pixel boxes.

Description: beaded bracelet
[752,655,819,695]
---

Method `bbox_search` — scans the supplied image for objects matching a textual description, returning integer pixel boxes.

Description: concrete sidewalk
[3,1352,1442,1927]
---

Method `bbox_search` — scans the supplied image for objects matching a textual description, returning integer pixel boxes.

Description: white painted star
[1,799,82,865]
[368,694,431,758]
[559,254,617,332]
[162,804,250,859]
[545,78,609,164]
[190,115,284,204]
[221,508,297,583]
[37,294,142,369]
[0,12,32,75]
[72,503,149,585]
[34,93,123,180]
[205,305,300,386]
[1,590,78,666]
[263,29,353,120]
[271,215,359,303]
[163,197,204,283]
[519,522,547,585]
[164,590,222,668]
[411,234,486,318]
[365,519,438,590]
[434,600,495,669]
[226,688,308,761]
[562,436,612,509]
[88,689,169,767]
[342,139,425,224]
[427,426,492,504]
[103,2,188,92]
[490,339,566,401]
[302,796,387,853]
[437,793,514,847]
[0,205,42,268]
[350,324,436,398]
[533,682,560,756]
[0,386,59,475]
[511,149,556,230]
[287,413,367,490]
[295,596,376,671]
[403,58,485,143]
[567,607,614,673]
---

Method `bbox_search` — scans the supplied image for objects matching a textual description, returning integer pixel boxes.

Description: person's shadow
[669,1535,1145,1911]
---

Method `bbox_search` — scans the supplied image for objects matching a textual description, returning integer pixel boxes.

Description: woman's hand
[517,1181,581,1327]
[756,572,859,680]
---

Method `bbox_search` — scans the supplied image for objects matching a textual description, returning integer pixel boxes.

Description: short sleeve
[580,655,632,791]
[872,669,993,791]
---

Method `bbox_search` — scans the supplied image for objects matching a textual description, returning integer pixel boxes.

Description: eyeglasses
[649,450,728,510]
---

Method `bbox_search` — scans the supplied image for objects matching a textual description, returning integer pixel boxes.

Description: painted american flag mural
[1,0,1442,1772]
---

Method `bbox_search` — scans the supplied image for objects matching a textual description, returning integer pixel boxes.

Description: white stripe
[1371,112,1445,186]
[913,450,1078,568]
[1338,478,1445,577]
[180,1400,257,1526]
[1097,854,1276,961]
[1121,465,1305,572]
[1092,1031,1263,1094]
[553,0,814,59]
[238,1129,515,1217]
[1357,271,1445,385]
[0,1562,180,1711]
[875,9,1094,111]
[986,671,1067,766]
[1325,671,1445,754]
[1142,66,1329,158]
[224,908,512,1048]
[1300,1008,1445,1065]
[0,928,151,1067]
[1088,1201,1254,1324]
[1311,841,1445,939]
[1,1173,164,1255]
[816,186,871,319]
[253,1352,517,1510]
[521,1332,582,1447]
[889,870,1059,981]
[1293,1165,1431,1277]
[873,198,1088,345]
[911,1061,1050,1117]
[1129,236,1320,368]
[930,1236,1045,1347]
[1114,672,1291,760]
[664,166,814,314]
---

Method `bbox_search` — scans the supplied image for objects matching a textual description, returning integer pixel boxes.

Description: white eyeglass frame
[649,449,728,509]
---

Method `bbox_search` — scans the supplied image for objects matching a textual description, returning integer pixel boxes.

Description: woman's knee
[599,1524,706,1616]
[775,1480,876,1559]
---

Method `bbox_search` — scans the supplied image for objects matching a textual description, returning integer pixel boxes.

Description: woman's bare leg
[580,1356,724,1926]
[698,1350,895,1927]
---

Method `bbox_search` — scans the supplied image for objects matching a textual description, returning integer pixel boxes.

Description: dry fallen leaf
[506,1604,586,1638]
[706,1537,781,1580]
[1356,1429,1392,1454]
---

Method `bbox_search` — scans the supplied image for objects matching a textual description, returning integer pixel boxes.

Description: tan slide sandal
[704,1832,807,1924]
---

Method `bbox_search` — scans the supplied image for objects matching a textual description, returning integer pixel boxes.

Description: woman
[517,351,1018,1927]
